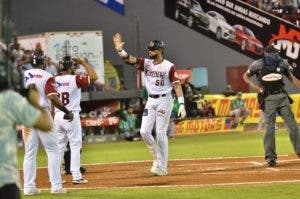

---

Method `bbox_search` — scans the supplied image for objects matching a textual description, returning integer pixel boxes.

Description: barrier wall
[175,117,243,135]
[204,93,300,123]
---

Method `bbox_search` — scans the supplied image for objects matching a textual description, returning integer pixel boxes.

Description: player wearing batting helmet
[113,33,186,176]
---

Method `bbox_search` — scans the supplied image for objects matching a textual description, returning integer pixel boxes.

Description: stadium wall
[7,0,298,93]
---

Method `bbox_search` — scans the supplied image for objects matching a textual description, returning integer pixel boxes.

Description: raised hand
[113,33,125,51]
[72,56,85,65]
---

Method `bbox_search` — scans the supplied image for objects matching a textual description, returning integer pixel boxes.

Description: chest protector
[258,60,285,92]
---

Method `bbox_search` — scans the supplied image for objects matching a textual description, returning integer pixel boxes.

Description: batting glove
[178,104,186,119]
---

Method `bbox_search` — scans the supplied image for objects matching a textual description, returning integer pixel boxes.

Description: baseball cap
[237,91,242,96]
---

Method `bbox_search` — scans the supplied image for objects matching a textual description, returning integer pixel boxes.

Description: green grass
[17,130,295,167]
[21,183,300,199]
[18,130,299,198]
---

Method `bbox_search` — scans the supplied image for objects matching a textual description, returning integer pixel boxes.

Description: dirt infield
[20,155,300,189]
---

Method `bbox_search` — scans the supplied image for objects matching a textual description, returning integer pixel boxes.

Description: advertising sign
[165,0,300,78]
[19,31,105,83]
[175,116,243,135]
[96,0,125,15]
[203,93,300,123]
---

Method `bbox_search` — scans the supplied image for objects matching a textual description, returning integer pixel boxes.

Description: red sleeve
[169,65,180,83]
[136,58,145,71]
[76,74,90,88]
[45,77,57,96]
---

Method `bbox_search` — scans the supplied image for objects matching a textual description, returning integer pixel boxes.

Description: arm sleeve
[169,65,180,83]
[76,74,90,88]
[45,77,58,96]
[246,60,262,77]
[136,58,145,71]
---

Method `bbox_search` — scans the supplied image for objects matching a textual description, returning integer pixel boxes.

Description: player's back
[54,74,82,112]
[23,68,53,108]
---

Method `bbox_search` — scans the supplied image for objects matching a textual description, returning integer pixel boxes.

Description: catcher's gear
[177,104,186,119]
[31,50,47,67]
[59,56,76,71]
[147,40,164,51]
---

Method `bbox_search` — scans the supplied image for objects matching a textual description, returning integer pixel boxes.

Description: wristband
[117,49,128,58]
[178,96,184,104]
[60,106,70,114]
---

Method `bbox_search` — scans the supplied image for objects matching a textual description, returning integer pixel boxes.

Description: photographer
[0,53,52,198]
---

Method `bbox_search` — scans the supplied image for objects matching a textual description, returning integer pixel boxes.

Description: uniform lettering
[58,92,70,106]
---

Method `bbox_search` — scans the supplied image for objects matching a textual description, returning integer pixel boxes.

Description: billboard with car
[165,0,300,79]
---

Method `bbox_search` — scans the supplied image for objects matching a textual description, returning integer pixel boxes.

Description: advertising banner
[81,117,120,127]
[176,69,192,83]
[203,93,300,123]
[165,0,300,78]
[19,31,105,83]
[175,116,243,135]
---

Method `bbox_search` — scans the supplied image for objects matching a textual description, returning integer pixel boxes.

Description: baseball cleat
[24,188,41,196]
[151,167,167,176]
[267,159,277,167]
[150,160,158,173]
[51,188,67,194]
[72,178,88,184]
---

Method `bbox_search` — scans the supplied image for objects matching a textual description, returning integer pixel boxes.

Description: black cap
[264,45,279,54]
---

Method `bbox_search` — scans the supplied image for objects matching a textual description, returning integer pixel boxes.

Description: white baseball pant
[140,93,173,171]
[22,113,63,192]
[54,111,83,180]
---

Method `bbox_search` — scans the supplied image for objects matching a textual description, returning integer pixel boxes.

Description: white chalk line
[19,156,300,192]
[31,154,293,169]
[21,179,300,192]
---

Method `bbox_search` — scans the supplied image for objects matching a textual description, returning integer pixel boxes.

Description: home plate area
[20,156,300,190]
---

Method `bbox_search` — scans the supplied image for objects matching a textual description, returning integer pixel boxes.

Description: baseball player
[22,51,73,195]
[113,33,186,176]
[54,56,98,184]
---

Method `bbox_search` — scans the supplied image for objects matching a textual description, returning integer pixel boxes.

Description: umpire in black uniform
[243,44,300,167]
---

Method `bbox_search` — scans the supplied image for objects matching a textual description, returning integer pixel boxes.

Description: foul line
[26,154,292,169]
[21,179,300,191]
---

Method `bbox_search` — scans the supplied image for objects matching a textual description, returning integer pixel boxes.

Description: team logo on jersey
[56,82,70,87]
[56,82,62,88]
[262,73,282,81]
[145,69,166,78]
[24,73,34,82]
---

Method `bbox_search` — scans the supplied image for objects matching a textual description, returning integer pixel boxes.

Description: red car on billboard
[233,24,264,55]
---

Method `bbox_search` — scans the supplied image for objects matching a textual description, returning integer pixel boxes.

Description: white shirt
[54,74,90,112]
[23,68,57,108]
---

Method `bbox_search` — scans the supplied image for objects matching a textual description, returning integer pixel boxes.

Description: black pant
[0,184,20,199]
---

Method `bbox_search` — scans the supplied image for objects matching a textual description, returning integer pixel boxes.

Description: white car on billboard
[206,11,235,41]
